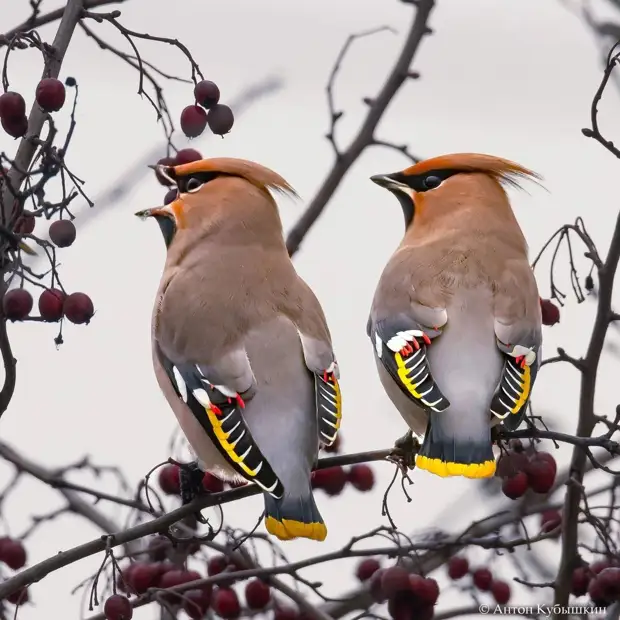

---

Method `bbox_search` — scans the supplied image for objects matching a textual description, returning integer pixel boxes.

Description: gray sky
[1,0,619,618]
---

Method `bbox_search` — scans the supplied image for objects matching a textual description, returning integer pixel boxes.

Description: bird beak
[370,173,410,193]
[134,207,168,220]
[18,240,37,256]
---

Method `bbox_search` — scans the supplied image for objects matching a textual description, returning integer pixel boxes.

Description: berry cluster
[180,80,234,139]
[356,561,439,620]
[446,557,512,605]
[571,559,620,607]
[0,537,29,607]
[497,440,557,500]
[3,287,94,324]
[0,78,66,138]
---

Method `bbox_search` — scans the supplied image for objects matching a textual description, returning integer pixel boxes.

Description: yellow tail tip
[264,516,327,542]
[416,455,496,479]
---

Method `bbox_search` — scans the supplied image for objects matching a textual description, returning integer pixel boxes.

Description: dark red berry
[416,577,439,606]
[207,104,234,135]
[588,577,609,606]
[38,289,65,322]
[213,588,241,619]
[181,105,207,138]
[0,539,26,569]
[49,219,76,247]
[15,213,35,234]
[155,157,177,186]
[147,535,172,562]
[7,586,28,605]
[313,466,347,496]
[273,606,300,620]
[356,558,381,582]
[571,566,590,596]
[447,556,469,580]
[369,569,386,603]
[597,567,620,599]
[491,580,511,604]
[540,509,562,534]
[381,566,411,598]
[104,594,133,620]
[3,289,33,321]
[163,189,177,205]
[36,78,66,112]
[63,292,94,325]
[158,464,180,495]
[387,592,417,620]
[0,92,26,120]
[533,451,557,477]
[526,459,556,494]
[502,471,529,499]
[592,559,617,574]
[323,434,341,453]
[194,80,220,109]
[207,554,228,576]
[540,298,560,325]
[175,148,202,165]
[472,568,493,591]
[245,579,271,610]
[183,589,211,618]
[348,464,375,492]
[2,115,28,138]
[128,562,160,594]
[496,450,529,479]
[202,472,225,493]
[585,274,594,291]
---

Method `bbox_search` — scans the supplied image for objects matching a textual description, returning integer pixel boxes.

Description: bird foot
[179,461,209,524]
[387,430,420,471]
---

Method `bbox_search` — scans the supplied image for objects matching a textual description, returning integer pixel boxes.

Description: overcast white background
[1,0,620,618]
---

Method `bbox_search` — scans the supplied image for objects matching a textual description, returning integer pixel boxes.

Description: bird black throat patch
[157,349,285,499]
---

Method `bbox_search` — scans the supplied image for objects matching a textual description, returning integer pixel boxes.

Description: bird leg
[387,429,420,471]
[179,460,209,524]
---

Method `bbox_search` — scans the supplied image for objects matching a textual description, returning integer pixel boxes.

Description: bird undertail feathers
[417,413,496,479]
[263,489,326,542]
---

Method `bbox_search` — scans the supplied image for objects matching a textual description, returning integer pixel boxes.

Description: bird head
[135,157,299,248]
[370,153,543,230]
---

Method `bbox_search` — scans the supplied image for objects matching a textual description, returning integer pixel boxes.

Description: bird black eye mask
[176,171,229,194]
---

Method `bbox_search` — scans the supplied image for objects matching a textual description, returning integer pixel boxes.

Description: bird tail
[264,490,327,542]
[416,414,496,479]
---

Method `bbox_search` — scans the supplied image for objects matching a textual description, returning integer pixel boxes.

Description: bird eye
[423,175,442,190]
[186,178,203,193]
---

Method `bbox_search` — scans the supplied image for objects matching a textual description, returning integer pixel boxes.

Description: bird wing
[490,261,542,431]
[154,344,285,499]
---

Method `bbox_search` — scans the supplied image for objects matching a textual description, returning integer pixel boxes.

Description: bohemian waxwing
[367,153,543,479]
[136,157,342,542]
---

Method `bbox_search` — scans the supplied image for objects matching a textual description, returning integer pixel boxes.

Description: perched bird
[367,153,543,479]
[136,157,342,541]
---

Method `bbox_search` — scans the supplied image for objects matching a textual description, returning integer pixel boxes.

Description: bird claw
[179,461,209,524]
[388,430,420,471]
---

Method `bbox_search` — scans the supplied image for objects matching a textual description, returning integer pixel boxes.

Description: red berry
[2,289,33,321]
[588,577,609,606]
[496,451,529,479]
[2,115,28,138]
[38,289,65,322]
[369,569,386,603]
[36,78,66,112]
[540,509,562,534]
[155,157,177,186]
[472,568,493,591]
[7,586,28,605]
[63,292,94,325]
[572,566,591,596]
[0,92,26,120]
[348,464,375,492]
[273,606,300,620]
[245,578,271,609]
[387,592,417,620]
[208,104,234,135]
[117,563,138,592]
[418,577,439,606]
[147,534,172,562]
[183,588,212,618]
[130,562,160,593]
[180,105,207,138]
[533,451,557,477]
[202,472,225,493]
[153,561,177,586]
[49,219,76,247]
[213,588,240,619]
[540,298,560,326]
[592,559,617,574]
[381,566,411,598]
[194,80,221,109]
[502,471,529,499]
[491,580,511,604]
[526,459,556,494]
[15,213,35,234]
[208,555,228,576]
[158,464,180,495]
[323,434,341,453]
[314,466,347,496]
[175,148,202,165]
[597,567,620,599]
[356,558,381,582]
[447,556,469,580]
[104,594,133,620]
